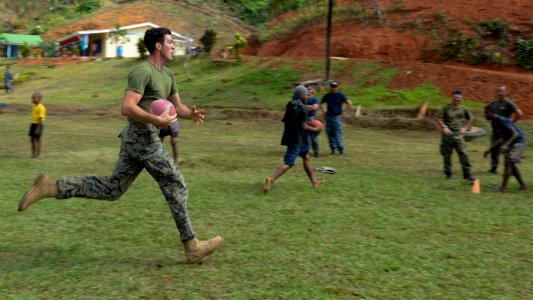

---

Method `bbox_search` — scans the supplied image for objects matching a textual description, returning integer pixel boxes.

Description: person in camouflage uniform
[435,90,475,181]
[487,86,524,174]
[18,27,222,264]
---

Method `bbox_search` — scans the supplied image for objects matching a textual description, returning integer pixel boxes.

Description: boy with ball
[263,85,325,194]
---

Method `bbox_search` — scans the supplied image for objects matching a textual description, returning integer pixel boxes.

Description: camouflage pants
[56,139,196,242]
[440,135,471,176]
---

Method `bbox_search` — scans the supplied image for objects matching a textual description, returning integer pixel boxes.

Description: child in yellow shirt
[30,92,46,159]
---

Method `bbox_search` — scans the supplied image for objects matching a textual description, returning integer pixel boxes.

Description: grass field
[1,56,532,298]
[1,107,532,298]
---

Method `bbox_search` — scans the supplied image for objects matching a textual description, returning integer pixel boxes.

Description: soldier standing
[18,27,222,264]
[435,90,475,181]
[487,86,524,174]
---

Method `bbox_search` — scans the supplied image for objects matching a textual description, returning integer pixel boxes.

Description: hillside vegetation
[3,56,483,114]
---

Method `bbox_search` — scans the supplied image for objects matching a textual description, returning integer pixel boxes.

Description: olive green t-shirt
[489,98,518,118]
[437,104,472,132]
[122,60,178,145]
[126,60,178,111]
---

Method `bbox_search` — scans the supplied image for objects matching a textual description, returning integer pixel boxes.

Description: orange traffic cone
[471,179,481,194]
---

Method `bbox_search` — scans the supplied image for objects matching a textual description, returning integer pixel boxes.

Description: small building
[56,22,192,58]
[0,33,43,58]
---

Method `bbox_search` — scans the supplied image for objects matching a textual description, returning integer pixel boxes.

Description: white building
[56,22,192,58]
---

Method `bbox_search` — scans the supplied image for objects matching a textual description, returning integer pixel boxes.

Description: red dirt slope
[250,0,533,118]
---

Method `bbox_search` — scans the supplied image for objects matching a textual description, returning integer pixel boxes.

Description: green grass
[1,108,532,298]
[3,56,482,114]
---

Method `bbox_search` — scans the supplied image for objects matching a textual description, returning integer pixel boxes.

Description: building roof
[56,22,192,44]
[0,33,43,45]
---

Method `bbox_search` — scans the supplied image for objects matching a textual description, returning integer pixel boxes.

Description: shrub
[40,41,58,57]
[438,31,488,65]
[136,39,147,58]
[476,19,509,46]
[199,29,217,53]
[30,25,44,35]
[76,0,100,13]
[20,43,32,58]
[232,33,247,61]
[515,38,533,69]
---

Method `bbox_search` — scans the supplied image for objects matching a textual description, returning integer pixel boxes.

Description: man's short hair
[452,89,463,95]
[32,92,42,99]
[485,105,496,113]
[144,27,172,53]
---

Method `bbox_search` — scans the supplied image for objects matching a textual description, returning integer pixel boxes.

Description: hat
[330,81,338,88]
[292,85,308,100]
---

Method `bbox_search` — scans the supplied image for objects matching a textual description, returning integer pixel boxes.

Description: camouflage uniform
[55,60,196,242]
[437,104,473,178]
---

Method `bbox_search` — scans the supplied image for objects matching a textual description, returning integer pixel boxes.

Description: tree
[109,23,129,45]
[199,29,217,53]
[109,23,130,58]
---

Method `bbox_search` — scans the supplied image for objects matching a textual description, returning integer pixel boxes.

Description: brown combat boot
[183,236,223,264]
[18,172,58,212]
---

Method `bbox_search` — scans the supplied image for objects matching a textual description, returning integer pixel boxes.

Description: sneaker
[330,149,335,155]
[314,152,320,158]
[183,236,223,264]
[446,174,453,180]
[488,167,497,174]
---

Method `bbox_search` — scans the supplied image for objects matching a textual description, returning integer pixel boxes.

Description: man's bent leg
[57,149,143,200]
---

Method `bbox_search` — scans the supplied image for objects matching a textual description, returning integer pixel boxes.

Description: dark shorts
[159,127,172,138]
[283,143,310,166]
[29,123,43,138]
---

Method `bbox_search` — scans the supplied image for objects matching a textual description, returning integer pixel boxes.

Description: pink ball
[149,99,176,116]
[309,119,322,128]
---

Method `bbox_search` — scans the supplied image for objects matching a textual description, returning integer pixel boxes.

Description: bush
[476,19,509,46]
[232,32,247,61]
[515,38,533,69]
[136,39,147,58]
[20,43,32,58]
[76,0,101,13]
[438,31,488,65]
[199,29,217,53]
[40,41,58,57]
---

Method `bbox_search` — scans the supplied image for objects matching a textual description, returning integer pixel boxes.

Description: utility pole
[325,0,334,82]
